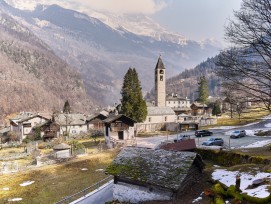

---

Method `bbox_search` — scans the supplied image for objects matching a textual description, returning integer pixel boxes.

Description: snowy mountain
[0,0,221,106]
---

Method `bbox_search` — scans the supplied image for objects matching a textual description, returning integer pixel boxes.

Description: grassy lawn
[0,149,119,204]
[210,107,270,127]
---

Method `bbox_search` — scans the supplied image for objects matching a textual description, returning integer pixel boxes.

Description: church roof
[155,57,165,70]
[147,107,175,116]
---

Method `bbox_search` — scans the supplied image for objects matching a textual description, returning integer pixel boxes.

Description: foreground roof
[106,147,198,191]
[147,107,175,116]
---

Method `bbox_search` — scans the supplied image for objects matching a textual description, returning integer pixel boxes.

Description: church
[143,57,176,125]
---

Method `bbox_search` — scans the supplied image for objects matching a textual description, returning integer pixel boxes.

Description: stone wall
[113,182,172,203]
[136,122,178,133]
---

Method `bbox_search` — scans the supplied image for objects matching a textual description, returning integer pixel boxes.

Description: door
[118,131,124,140]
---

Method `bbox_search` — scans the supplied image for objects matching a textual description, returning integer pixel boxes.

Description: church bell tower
[155,57,166,107]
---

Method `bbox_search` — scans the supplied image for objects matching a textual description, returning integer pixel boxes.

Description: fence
[55,175,113,204]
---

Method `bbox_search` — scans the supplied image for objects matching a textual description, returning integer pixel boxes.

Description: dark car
[195,130,213,137]
[202,138,224,146]
[230,130,246,139]
[174,134,190,142]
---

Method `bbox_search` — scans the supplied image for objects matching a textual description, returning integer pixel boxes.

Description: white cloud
[6,0,167,14]
[72,0,167,14]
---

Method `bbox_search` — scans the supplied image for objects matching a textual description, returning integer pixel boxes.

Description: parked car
[195,130,213,137]
[230,130,246,139]
[174,134,190,142]
[202,138,224,146]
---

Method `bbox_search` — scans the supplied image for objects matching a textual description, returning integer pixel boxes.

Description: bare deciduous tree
[216,0,271,111]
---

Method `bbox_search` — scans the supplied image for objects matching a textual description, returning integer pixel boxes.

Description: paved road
[136,119,271,149]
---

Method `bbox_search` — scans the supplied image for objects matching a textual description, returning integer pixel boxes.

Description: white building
[166,94,191,109]
[10,112,49,140]
[144,107,176,124]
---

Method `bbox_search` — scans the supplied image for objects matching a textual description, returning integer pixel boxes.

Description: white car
[174,134,190,142]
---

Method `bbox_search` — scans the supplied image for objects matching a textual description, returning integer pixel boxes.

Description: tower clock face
[159,70,164,74]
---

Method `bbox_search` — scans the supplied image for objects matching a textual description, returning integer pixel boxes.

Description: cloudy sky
[7,0,243,43]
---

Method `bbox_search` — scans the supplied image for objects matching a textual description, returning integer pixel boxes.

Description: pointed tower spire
[154,56,166,107]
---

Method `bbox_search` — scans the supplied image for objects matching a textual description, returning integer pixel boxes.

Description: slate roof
[106,147,198,191]
[155,57,165,70]
[192,102,208,108]
[0,127,10,135]
[54,114,86,126]
[103,114,136,124]
[147,107,175,116]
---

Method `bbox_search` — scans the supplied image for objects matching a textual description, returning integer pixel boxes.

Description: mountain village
[1,0,271,204]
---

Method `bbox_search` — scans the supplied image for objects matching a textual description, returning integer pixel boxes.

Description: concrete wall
[113,182,172,203]
[136,122,178,133]
[144,114,176,124]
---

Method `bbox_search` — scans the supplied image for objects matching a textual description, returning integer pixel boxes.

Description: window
[160,75,163,81]
[165,116,167,122]
[149,117,152,122]
[159,70,164,74]
[72,130,76,133]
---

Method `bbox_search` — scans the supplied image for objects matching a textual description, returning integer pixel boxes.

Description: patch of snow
[212,169,271,198]
[261,115,271,119]
[192,196,202,203]
[210,126,239,130]
[265,123,271,128]
[2,187,9,191]
[95,169,104,172]
[20,181,35,187]
[8,198,22,202]
[81,168,88,171]
[240,140,271,148]
[33,18,50,28]
[245,130,256,136]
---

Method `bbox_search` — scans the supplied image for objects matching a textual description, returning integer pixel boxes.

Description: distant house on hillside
[106,147,204,203]
[10,112,49,140]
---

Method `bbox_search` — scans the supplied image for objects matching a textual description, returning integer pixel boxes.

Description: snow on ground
[95,169,104,172]
[265,123,271,128]
[261,115,271,119]
[81,168,88,171]
[8,198,22,202]
[192,196,202,203]
[239,139,271,148]
[212,169,271,198]
[20,181,35,187]
[210,126,239,130]
[224,129,256,136]
[2,187,9,191]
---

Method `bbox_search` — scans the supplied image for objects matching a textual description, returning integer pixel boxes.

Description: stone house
[10,113,49,140]
[106,147,204,203]
[86,111,108,131]
[54,113,88,136]
[32,120,60,141]
[103,114,136,145]
[190,102,211,116]
[166,94,191,115]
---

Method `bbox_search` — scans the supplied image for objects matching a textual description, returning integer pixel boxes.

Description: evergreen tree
[63,100,71,114]
[121,68,147,122]
[212,103,221,116]
[197,76,209,104]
